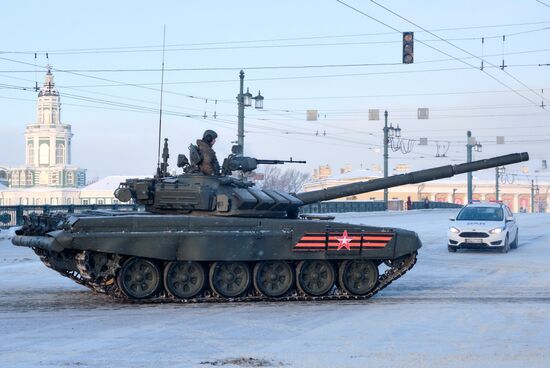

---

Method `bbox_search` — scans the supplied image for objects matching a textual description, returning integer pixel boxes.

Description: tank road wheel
[164,261,206,299]
[117,257,161,299]
[338,260,379,296]
[253,261,294,297]
[209,261,251,298]
[296,260,335,296]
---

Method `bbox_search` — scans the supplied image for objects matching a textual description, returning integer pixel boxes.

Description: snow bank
[0,226,18,240]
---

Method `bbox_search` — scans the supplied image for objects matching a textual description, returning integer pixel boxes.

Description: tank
[12,142,529,303]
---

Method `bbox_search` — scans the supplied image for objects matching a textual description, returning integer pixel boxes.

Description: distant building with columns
[7,67,85,188]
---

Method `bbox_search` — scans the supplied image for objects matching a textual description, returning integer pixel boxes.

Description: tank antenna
[156,25,167,176]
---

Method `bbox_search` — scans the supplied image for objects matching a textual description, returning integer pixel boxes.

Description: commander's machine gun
[176,143,306,176]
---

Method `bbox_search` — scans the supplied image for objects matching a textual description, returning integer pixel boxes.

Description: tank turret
[114,140,529,218]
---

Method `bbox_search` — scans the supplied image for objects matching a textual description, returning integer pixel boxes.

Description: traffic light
[403,32,414,64]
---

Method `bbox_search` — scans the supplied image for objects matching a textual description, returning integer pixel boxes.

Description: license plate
[465,238,483,243]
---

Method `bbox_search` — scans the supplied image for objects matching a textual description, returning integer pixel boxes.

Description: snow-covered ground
[1,210,549,368]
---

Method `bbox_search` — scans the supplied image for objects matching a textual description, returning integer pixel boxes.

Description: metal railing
[300,200,462,214]
[0,204,138,229]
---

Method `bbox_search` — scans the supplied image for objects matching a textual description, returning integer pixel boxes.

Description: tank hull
[12,211,421,302]
[13,213,420,261]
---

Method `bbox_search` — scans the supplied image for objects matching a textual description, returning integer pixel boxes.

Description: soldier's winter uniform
[197,130,220,176]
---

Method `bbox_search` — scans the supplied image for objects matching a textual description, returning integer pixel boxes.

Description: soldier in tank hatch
[197,129,221,176]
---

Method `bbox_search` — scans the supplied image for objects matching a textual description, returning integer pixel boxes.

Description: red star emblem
[336,230,353,250]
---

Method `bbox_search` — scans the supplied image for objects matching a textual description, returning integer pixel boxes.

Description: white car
[447,202,518,253]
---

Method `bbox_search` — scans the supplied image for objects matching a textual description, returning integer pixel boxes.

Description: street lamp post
[466,130,482,203]
[531,180,539,213]
[382,111,401,210]
[236,70,264,156]
[495,166,505,201]
[383,111,389,208]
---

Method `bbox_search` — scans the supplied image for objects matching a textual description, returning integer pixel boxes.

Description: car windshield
[457,206,503,221]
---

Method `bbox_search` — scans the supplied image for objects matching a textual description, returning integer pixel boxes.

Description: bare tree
[260,166,310,193]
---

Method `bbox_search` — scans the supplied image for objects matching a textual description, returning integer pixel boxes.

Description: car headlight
[489,227,503,234]
[449,226,460,234]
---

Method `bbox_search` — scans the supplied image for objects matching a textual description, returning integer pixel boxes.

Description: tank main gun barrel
[296,152,529,205]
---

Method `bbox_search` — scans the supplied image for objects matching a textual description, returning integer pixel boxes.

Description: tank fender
[391,230,422,258]
[12,235,64,252]
[47,230,74,249]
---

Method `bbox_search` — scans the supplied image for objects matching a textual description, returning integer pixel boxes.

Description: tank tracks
[34,249,417,304]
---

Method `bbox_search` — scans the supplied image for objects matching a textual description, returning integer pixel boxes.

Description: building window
[97,199,105,205]
[25,172,33,185]
[67,172,74,185]
[39,142,49,165]
[27,142,34,165]
[82,199,89,205]
[56,143,65,164]
[50,172,58,185]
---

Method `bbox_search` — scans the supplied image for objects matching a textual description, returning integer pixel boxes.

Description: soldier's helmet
[202,129,218,145]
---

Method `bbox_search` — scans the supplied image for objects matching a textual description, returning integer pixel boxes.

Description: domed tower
[8,67,86,188]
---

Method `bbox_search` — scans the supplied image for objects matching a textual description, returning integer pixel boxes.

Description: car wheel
[511,231,519,249]
[448,245,457,253]
[500,235,510,253]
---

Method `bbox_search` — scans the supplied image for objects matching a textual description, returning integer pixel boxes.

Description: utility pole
[531,180,535,213]
[452,188,457,204]
[495,168,500,201]
[466,130,482,203]
[466,130,473,203]
[495,167,505,201]
[383,110,389,209]
[531,180,539,213]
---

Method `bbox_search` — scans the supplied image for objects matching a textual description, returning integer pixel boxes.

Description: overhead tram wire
[0,71,215,116]
[4,74,547,139]
[1,26,547,55]
[0,79,386,150]
[4,20,550,55]
[4,46,550,74]
[0,55,224,106]
[2,70,547,131]
[260,102,542,115]
[0,70,235,124]
[365,0,550,106]
[335,0,550,111]
[2,90,547,149]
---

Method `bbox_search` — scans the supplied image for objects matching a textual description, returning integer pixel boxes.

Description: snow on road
[0,210,549,368]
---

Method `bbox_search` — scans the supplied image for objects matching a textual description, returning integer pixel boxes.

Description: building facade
[0,175,137,206]
[7,67,86,188]
[305,165,550,213]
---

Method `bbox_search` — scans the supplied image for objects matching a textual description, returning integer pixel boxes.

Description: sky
[0,0,549,186]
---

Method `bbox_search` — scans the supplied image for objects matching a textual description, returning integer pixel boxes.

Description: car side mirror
[449,216,455,221]
[505,216,514,222]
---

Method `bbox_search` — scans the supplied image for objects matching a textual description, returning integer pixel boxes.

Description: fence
[0,204,138,229]
[300,200,462,214]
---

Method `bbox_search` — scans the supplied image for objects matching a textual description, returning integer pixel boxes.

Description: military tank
[12,142,529,303]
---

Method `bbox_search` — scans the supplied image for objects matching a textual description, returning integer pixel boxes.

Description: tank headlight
[489,227,503,234]
[449,226,460,234]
